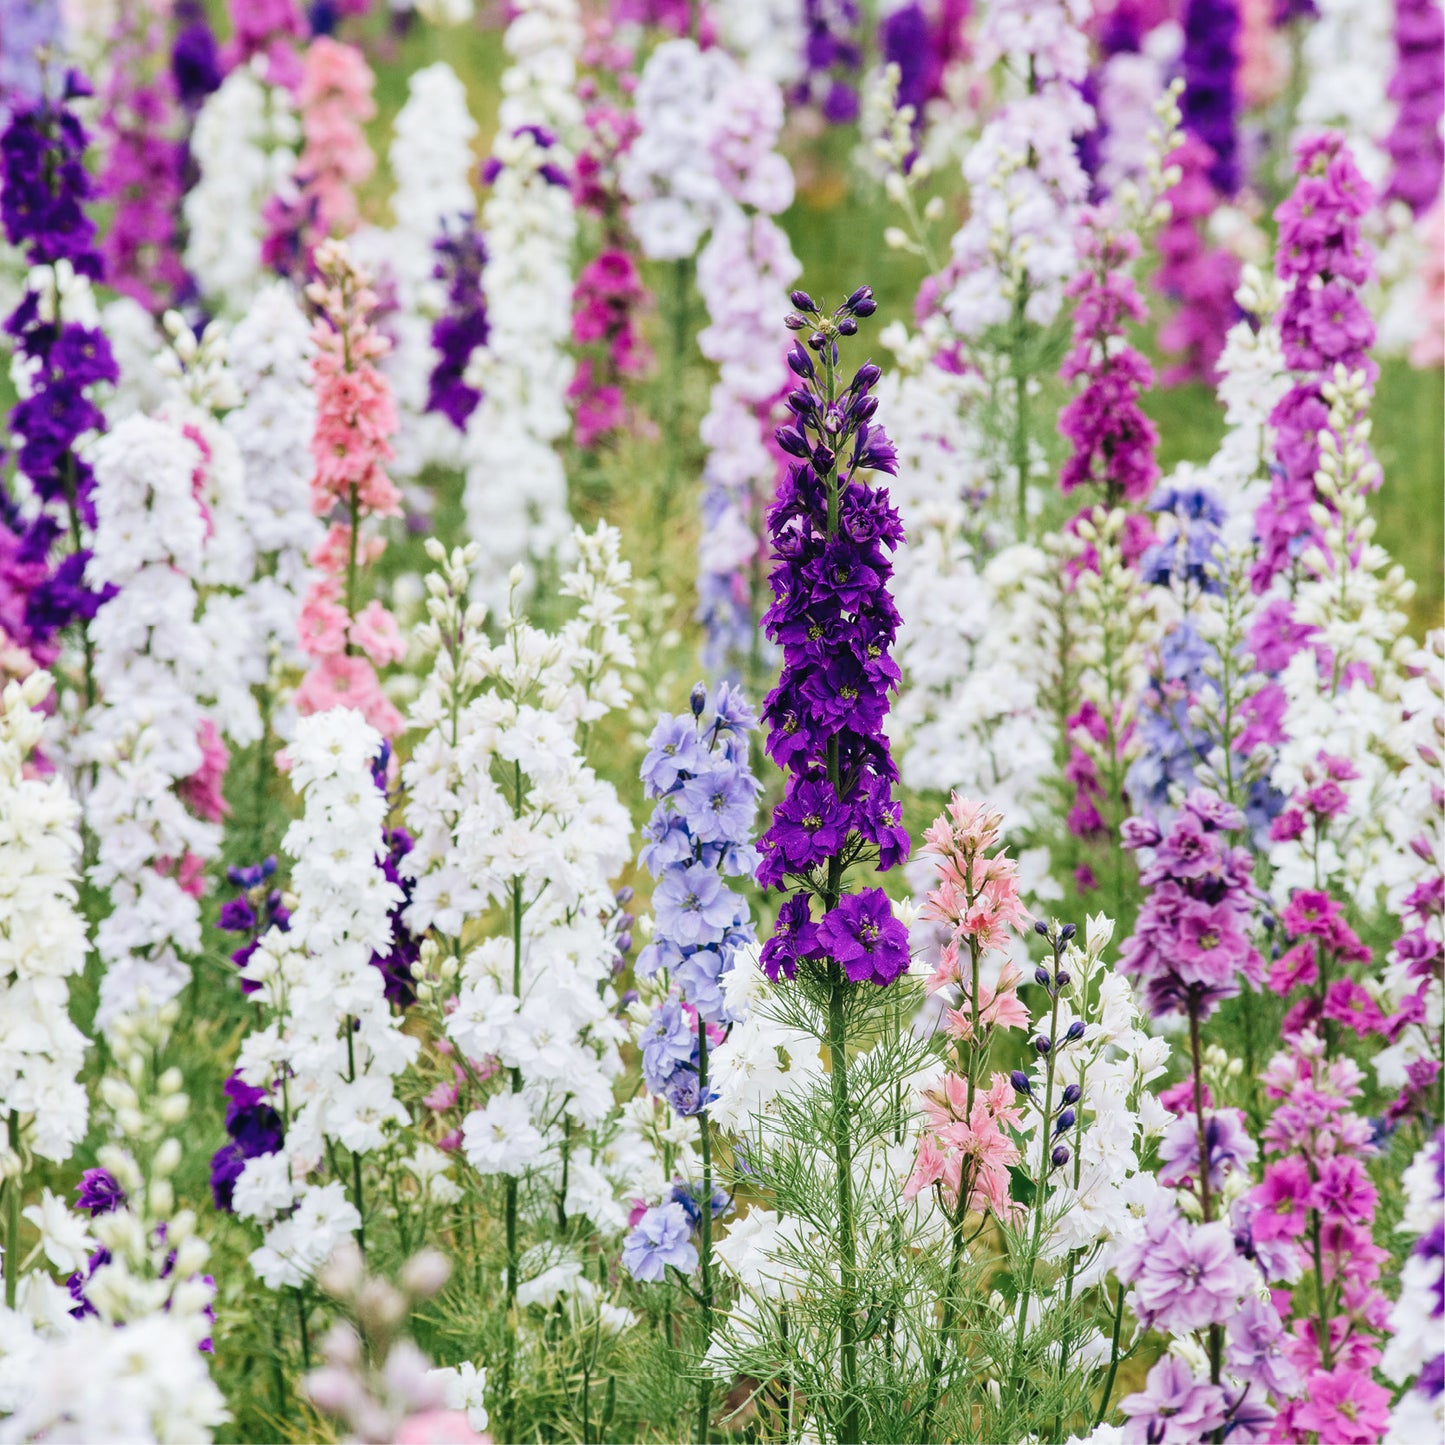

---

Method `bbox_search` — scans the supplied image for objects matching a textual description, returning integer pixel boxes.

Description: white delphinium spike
[236,708,418,1291]
[183,58,300,315]
[0,1004,227,1442]
[82,416,224,1030]
[1267,367,1419,906]
[0,672,90,1166]
[461,0,583,605]
[223,281,322,733]
[355,60,479,480]
[1382,1129,1445,1444]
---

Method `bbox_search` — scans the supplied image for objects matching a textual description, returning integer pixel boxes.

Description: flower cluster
[0,71,119,685]
[634,682,761,1115]
[1057,214,1160,506]
[1179,0,1242,196]
[263,36,375,275]
[567,89,652,452]
[82,416,227,1029]
[1382,1129,1445,1443]
[1241,1034,1394,1442]
[183,61,300,312]
[1383,0,1445,216]
[0,672,90,1164]
[232,709,417,1289]
[294,240,405,737]
[941,0,1093,341]
[1154,132,1241,383]
[906,799,1033,1218]
[756,289,912,988]
[1119,791,1263,1019]
[461,0,583,604]
[1255,134,1377,590]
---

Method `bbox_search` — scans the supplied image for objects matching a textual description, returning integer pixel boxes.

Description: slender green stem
[696,1018,714,1445]
[1189,1002,1223,1392]
[1010,282,1032,537]
[1011,977,1062,1372]
[825,973,860,1445]
[5,1112,20,1310]
[1094,1282,1127,1427]
[920,1204,968,1437]
[344,1021,365,1253]
[295,1286,312,1370]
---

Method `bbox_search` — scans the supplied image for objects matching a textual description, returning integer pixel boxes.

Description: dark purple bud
[785,313,807,331]
[615,932,632,954]
[787,389,816,416]
[847,394,879,424]
[1065,1020,1086,1042]
[690,681,707,717]
[790,290,817,313]
[1061,1083,1081,1105]
[837,316,858,336]
[787,343,815,380]
[812,445,836,474]
[1051,1145,1070,1168]
[1059,923,1077,942]
[849,362,882,394]
[775,426,810,458]
[1034,919,1050,936]
[1034,967,1051,987]
[807,330,828,352]
[1010,1070,1032,1095]
[1055,970,1071,988]
[1033,1035,1051,1055]
[844,285,874,313]
[616,912,635,932]
[1054,1109,1076,1134]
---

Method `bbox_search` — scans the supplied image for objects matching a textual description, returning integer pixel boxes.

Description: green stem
[825,972,860,1445]
[1010,281,1032,537]
[920,1204,968,1437]
[1011,977,1062,1372]
[1094,1282,1127,1427]
[696,1018,714,1445]
[344,1021,365,1253]
[1189,1002,1223,1390]
[5,1112,20,1310]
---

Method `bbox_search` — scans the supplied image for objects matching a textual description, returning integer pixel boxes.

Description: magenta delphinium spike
[1237,1034,1394,1442]
[1154,132,1241,384]
[1384,0,1445,217]
[1253,133,1377,594]
[568,69,655,451]
[95,6,189,311]
[1058,212,1161,508]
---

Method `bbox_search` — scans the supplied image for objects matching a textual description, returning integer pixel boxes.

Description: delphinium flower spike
[754,283,908,1444]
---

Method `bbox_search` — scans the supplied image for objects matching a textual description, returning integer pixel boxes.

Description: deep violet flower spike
[757,287,911,990]
[1179,0,1242,196]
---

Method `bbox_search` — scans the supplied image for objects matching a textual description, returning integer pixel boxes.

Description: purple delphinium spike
[0,71,119,678]
[755,286,911,990]
[426,216,489,430]
[1179,0,1242,196]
